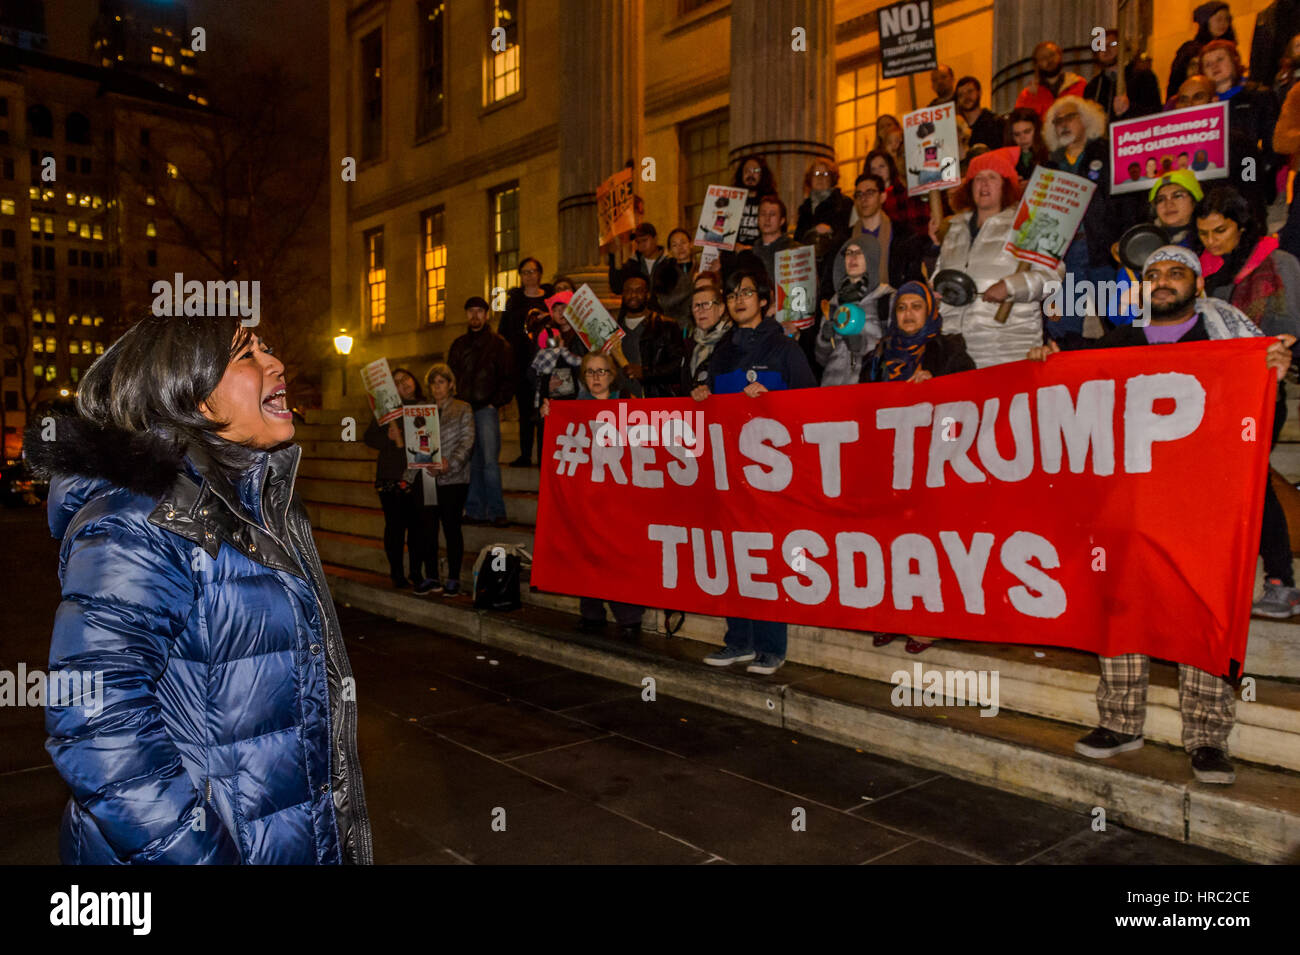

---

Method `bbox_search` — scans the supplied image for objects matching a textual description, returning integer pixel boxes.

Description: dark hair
[862,149,900,185]
[1194,5,1235,45]
[757,193,787,223]
[78,314,264,475]
[955,75,981,95]
[389,367,426,401]
[1195,184,1260,250]
[1005,107,1049,166]
[666,227,692,247]
[518,256,543,275]
[732,154,777,195]
[723,267,771,313]
[622,272,649,289]
[854,173,886,193]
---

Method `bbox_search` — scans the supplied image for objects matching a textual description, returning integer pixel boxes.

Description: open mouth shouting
[262,385,291,420]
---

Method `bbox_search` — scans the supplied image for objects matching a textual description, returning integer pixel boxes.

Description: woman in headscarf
[815,234,892,386]
[859,282,973,655]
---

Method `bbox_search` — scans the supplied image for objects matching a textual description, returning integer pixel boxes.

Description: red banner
[532,340,1276,679]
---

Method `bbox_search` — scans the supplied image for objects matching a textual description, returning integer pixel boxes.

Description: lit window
[28,186,39,200]
[29,216,39,233]
[67,219,76,233]
[70,367,80,383]
[146,221,156,238]
[196,96,208,106]
[33,363,42,378]
[166,163,178,179]
[45,336,55,352]
[80,316,90,326]
[42,189,54,201]
[421,207,447,324]
[181,64,195,76]
[43,217,53,236]
[95,342,104,354]
[364,228,386,331]
[68,314,77,324]
[82,339,91,354]
[45,365,55,381]
[182,48,195,58]
[0,199,12,215]
[164,55,175,68]
[93,317,103,327]
[45,311,54,324]
[92,224,103,240]
[79,224,90,239]
[79,195,90,208]
[92,196,102,209]
[31,309,40,323]
[69,341,79,354]
[151,46,164,63]
[488,183,519,295]
[33,338,42,352]
[146,193,156,206]
[487,0,521,104]
[65,192,75,205]
[833,63,900,186]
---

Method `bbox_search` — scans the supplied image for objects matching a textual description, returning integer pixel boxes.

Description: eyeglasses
[725,288,758,301]
[811,170,832,178]
[585,368,613,378]
[853,189,880,199]
[1052,112,1080,126]
[1155,191,1192,204]
[520,268,541,275]
[692,300,724,312]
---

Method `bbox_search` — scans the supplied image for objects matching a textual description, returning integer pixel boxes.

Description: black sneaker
[618,624,640,641]
[1074,726,1145,758]
[413,578,443,596]
[576,618,605,634]
[1190,747,1236,785]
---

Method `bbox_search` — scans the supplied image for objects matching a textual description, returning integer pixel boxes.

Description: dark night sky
[41,0,328,109]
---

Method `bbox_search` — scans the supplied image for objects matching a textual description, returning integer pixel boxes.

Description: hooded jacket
[1201,236,1300,339]
[708,316,818,394]
[26,417,372,865]
[815,236,893,386]
[1014,71,1088,119]
[448,326,515,410]
[935,205,1062,369]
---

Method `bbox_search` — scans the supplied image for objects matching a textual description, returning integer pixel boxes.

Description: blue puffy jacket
[26,417,372,865]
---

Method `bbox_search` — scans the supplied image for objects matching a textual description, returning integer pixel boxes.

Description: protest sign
[360,357,403,425]
[533,338,1276,679]
[903,103,961,196]
[693,185,749,250]
[1005,166,1097,269]
[697,245,721,275]
[774,244,818,329]
[402,404,441,469]
[1110,101,1229,195]
[596,167,637,248]
[877,0,938,78]
[564,284,625,354]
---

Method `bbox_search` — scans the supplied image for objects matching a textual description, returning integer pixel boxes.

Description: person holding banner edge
[695,268,816,675]
[1029,243,1294,785]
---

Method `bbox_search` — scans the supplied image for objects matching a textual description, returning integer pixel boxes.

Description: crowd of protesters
[363,3,1300,787]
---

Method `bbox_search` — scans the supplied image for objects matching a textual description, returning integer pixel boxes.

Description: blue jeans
[465,405,506,521]
[724,617,787,657]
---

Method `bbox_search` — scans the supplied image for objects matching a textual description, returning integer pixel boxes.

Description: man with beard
[1028,245,1294,786]
[928,64,956,106]
[955,76,1005,151]
[1015,41,1088,120]
[610,273,683,399]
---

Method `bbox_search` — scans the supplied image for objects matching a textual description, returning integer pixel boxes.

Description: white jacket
[936,207,1063,369]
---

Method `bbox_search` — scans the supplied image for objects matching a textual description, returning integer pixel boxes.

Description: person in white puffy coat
[933,148,1062,369]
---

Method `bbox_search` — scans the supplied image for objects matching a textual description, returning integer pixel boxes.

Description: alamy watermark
[594,403,706,457]
[0,664,103,717]
[1043,275,1153,328]
[890,662,999,716]
[151,272,260,326]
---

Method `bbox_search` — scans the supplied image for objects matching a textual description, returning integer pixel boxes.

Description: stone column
[557,0,642,290]
[991,0,1115,114]
[728,0,835,227]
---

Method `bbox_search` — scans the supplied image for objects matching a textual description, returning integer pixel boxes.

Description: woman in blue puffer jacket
[25,314,372,865]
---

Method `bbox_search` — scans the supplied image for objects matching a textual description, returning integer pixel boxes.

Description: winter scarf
[689,318,733,382]
[879,281,942,381]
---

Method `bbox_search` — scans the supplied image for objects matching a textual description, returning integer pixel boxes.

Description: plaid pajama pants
[1096,654,1235,753]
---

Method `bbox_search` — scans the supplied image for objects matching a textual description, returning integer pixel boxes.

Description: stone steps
[323,566,1300,864]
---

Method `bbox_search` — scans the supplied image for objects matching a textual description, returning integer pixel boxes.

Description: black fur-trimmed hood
[24,415,188,498]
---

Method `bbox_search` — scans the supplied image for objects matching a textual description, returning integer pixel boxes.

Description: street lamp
[333,330,353,396]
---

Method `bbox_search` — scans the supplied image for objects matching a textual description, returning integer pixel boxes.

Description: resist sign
[532,339,1275,679]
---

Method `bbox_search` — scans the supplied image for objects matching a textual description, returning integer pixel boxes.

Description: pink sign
[1110,101,1229,195]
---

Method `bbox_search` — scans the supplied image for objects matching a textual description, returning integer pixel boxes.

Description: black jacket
[1083,64,1163,121]
[863,333,975,382]
[617,309,685,398]
[1224,82,1283,214]
[609,250,667,295]
[965,108,1007,151]
[795,191,854,246]
[499,287,551,385]
[363,399,426,484]
[707,317,817,394]
[1048,137,1142,269]
[447,327,514,410]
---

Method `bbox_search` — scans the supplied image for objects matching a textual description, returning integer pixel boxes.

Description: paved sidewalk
[0,507,1240,865]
